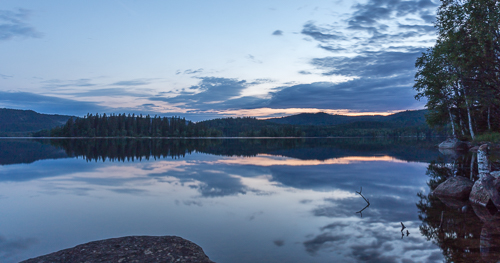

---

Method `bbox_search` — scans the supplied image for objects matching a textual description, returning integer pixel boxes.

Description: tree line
[35,113,441,138]
[414,0,500,140]
[34,113,222,137]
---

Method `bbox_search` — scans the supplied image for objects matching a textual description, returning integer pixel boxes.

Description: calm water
[0,138,493,262]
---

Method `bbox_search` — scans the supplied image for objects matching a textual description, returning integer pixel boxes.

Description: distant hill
[266,110,428,127]
[9,108,435,138]
[0,108,74,136]
[196,109,436,137]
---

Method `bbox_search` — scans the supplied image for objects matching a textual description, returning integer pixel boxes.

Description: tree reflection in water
[417,153,500,262]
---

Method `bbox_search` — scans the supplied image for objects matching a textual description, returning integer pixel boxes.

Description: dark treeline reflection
[47,138,442,163]
[1,138,445,165]
[417,154,500,262]
[48,138,218,162]
[0,139,69,165]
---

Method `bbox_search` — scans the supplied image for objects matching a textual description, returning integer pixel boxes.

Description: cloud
[141,103,157,110]
[304,233,346,255]
[149,77,268,111]
[0,158,98,182]
[246,54,262,64]
[311,49,424,77]
[347,0,438,31]
[317,45,347,52]
[176,68,204,75]
[0,73,12,79]
[345,0,438,46]
[0,91,110,116]
[273,240,285,247]
[301,21,345,43]
[272,30,283,36]
[148,69,423,114]
[112,79,151,86]
[149,164,252,198]
[184,68,204,74]
[109,188,148,195]
[397,23,434,33]
[41,79,96,89]
[0,9,41,41]
[300,0,438,54]
[267,78,422,112]
[292,0,438,114]
[303,219,442,262]
[69,88,151,98]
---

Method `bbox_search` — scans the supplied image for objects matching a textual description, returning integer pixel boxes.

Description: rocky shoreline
[20,236,214,263]
[435,142,500,204]
[438,137,500,152]
[433,141,500,256]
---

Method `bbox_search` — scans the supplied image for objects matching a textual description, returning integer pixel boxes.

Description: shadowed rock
[20,236,214,263]
[438,138,468,150]
[470,180,491,207]
[470,146,480,152]
[472,203,497,223]
[436,196,468,209]
[433,176,473,200]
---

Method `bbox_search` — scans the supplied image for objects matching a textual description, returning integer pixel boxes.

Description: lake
[0,138,493,262]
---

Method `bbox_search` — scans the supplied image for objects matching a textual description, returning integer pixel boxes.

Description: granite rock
[438,138,468,150]
[20,236,215,263]
[433,176,473,200]
[470,179,492,207]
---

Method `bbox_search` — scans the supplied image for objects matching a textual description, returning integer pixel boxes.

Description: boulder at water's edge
[438,138,468,150]
[433,176,473,200]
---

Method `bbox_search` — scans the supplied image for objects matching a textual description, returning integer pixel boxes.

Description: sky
[0,0,439,121]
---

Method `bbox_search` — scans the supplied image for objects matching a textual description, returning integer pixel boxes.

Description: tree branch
[355,187,371,217]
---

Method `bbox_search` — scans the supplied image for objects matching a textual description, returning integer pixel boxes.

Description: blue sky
[0,0,438,121]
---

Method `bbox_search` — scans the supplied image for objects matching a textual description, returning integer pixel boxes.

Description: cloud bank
[0,9,41,41]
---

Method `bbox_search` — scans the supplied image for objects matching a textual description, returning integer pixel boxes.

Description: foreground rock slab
[21,236,214,263]
[433,176,473,200]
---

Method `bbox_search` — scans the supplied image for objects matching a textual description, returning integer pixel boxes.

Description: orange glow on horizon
[203,108,410,119]
[214,154,406,166]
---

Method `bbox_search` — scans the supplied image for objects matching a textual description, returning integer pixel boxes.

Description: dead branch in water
[356,187,371,217]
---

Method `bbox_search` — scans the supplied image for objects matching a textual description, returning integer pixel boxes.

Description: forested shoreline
[33,113,223,138]
[31,111,442,138]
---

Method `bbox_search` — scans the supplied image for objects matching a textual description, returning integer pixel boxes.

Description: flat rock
[433,176,473,200]
[438,138,468,150]
[491,171,500,178]
[20,236,215,263]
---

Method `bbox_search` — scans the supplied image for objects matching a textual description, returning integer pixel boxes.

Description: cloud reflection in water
[0,139,443,263]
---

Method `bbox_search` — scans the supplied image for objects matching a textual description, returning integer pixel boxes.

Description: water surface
[0,138,473,262]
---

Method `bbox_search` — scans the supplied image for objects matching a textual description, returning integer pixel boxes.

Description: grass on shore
[475,132,500,143]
